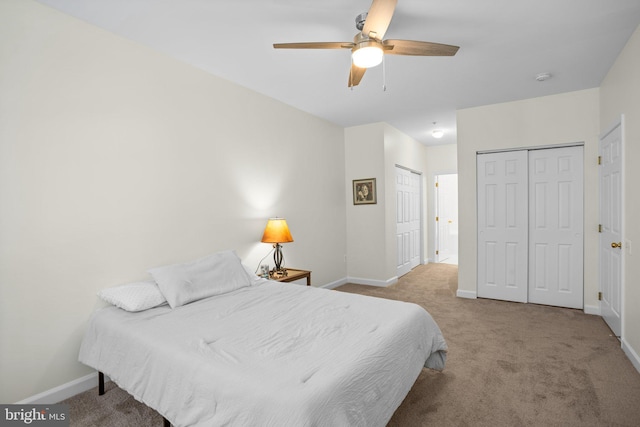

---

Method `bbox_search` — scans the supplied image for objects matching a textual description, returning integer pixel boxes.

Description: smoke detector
[536,72,551,82]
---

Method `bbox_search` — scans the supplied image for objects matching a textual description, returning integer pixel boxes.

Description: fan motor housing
[353,36,382,51]
[353,32,381,48]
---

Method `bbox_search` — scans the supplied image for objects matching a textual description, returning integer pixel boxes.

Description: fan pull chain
[382,55,387,91]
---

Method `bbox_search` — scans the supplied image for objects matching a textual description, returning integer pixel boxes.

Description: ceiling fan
[273,0,459,87]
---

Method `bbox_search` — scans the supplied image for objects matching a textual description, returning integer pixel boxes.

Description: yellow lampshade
[261,218,294,244]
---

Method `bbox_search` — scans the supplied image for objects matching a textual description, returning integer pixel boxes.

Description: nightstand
[269,269,311,286]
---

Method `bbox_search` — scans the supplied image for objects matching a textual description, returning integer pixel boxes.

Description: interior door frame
[599,116,625,338]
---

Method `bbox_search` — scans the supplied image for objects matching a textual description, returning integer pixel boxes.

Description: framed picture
[353,178,377,205]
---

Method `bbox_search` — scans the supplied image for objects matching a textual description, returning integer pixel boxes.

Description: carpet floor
[63,263,640,426]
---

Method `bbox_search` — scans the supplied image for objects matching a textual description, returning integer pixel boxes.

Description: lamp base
[273,243,286,272]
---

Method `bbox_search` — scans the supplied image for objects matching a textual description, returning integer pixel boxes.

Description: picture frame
[353,178,377,205]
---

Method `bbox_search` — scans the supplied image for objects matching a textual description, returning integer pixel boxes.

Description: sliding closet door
[477,151,529,303]
[528,146,584,309]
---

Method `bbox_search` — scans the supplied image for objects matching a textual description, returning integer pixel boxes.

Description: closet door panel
[528,146,584,309]
[477,151,529,303]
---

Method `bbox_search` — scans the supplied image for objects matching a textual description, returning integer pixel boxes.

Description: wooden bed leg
[163,416,170,427]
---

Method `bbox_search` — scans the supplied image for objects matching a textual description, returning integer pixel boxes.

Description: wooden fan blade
[362,0,397,40]
[383,39,459,56]
[348,63,366,87]
[273,42,354,49]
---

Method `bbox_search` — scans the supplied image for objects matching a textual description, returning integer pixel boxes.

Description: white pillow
[98,281,167,312]
[148,250,252,308]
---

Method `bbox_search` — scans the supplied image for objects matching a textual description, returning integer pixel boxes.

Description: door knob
[611,242,622,249]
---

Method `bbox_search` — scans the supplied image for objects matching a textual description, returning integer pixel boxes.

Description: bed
[79,251,447,426]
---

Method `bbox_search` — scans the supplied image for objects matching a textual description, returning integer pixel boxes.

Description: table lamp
[261,217,294,273]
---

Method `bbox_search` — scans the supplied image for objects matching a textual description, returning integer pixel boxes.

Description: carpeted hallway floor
[63,263,640,426]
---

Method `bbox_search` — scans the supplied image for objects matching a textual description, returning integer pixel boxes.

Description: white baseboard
[456,289,477,299]
[583,304,601,316]
[346,276,398,287]
[321,277,348,290]
[622,338,640,375]
[16,372,107,404]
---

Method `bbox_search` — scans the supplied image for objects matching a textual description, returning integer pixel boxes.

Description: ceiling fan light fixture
[274,0,459,87]
[352,44,383,68]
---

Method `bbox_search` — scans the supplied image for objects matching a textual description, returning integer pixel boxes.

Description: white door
[435,174,459,264]
[599,122,623,336]
[528,147,584,309]
[396,167,422,277]
[477,151,529,303]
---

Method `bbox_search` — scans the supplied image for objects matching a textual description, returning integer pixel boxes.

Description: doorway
[435,174,458,264]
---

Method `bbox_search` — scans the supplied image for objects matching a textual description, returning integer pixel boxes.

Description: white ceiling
[36,0,640,146]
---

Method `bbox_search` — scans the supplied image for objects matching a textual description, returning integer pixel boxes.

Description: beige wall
[456,89,600,307]
[600,25,640,366]
[344,123,387,281]
[345,123,429,284]
[0,0,346,403]
[425,144,458,262]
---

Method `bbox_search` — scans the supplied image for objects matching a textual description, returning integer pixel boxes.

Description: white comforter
[79,280,447,427]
